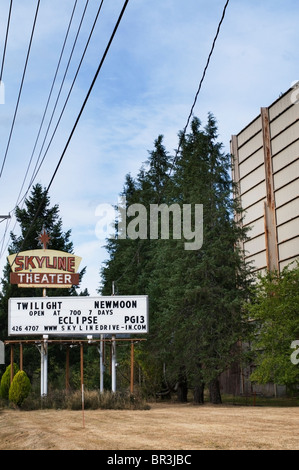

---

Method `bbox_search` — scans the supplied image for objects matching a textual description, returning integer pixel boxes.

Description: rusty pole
[19,343,23,371]
[130,341,134,394]
[10,344,14,383]
[66,346,70,393]
[80,343,85,428]
[111,335,116,392]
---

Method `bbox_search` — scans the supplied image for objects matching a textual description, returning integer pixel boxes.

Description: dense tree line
[1,116,298,401]
[100,115,253,403]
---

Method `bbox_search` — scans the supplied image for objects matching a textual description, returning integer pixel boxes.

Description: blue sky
[0,0,298,296]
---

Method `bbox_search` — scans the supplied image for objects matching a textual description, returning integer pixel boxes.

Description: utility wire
[0,0,93,259]
[0,0,13,81]
[0,0,80,259]
[114,0,230,287]
[27,0,96,195]
[8,0,130,269]
[0,0,40,180]
[13,0,80,214]
[46,0,112,192]
[169,0,230,176]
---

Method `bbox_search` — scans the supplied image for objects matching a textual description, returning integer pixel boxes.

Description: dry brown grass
[1,402,299,450]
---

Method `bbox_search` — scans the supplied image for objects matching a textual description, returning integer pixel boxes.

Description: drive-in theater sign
[8,295,149,336]
[8,249,82,288]
[6,229,148,397]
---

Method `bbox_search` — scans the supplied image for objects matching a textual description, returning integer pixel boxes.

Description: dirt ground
[1,402,299,451]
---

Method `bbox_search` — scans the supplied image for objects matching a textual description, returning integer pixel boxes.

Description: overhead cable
[0,0,91,260]
[46,0,129,193]
[0,0,41,180]
[0,0,13,82]
[0,0,80,259]
[27,0,94,194]
[114,0,230,286]
[14,0,81,213]
[169,0,230,176]
[8,0,130,268]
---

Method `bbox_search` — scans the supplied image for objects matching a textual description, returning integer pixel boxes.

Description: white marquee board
[8,296,148,336]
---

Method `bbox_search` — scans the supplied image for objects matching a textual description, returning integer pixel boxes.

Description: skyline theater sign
[8,249,82,288]
[8,227,82,288]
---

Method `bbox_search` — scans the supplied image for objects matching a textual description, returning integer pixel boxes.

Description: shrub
[0,364,19,400]
[9,370,31,407]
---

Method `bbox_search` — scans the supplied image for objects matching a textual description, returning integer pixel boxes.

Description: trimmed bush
[0,364,19,400]
[9,370,31,407]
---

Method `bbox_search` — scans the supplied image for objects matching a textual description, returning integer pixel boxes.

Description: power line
[13,0,81,213]
[169,0,230,176]
[46,0,111,193]
[0,0,40,180]
[0,0,91,259]
[7,0,130,269]
[114,0,230,287]
[0,0,80,259]
[27,0,97,194]
[0,0,13,82]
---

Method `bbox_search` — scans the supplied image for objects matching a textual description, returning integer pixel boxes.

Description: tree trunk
[193,368,205,404]
[209,378,222,404]
[193,360,204,403]
[177,369,188,402]
[193,383,205,404]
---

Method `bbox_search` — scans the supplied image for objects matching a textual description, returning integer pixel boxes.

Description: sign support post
[66,346,70,393]
[41,336,48,397]
[40,345,43,396]
[19,343,23,371]
[111,281,116,393]
[80,343,85,428]
[130,341,134,394]
[111,335,116,392]
[0,341,4,365]
[99,335,104,393]
[40,287,48,397]
[10,345,14,383]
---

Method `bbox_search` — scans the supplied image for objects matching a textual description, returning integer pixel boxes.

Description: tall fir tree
[100,116,253,402]
[100,135,171,296]
[146,115,252,403]
[99,137,172,392]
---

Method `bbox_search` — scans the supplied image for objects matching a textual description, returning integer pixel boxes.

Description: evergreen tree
[100,116,253,403]
[247,262,299,388]
[100,137,172,389]
[147,115,252,403]
[100,136,171,296]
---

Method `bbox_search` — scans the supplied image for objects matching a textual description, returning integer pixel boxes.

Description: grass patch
[19,389,150,411]
[221,393,299,407]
